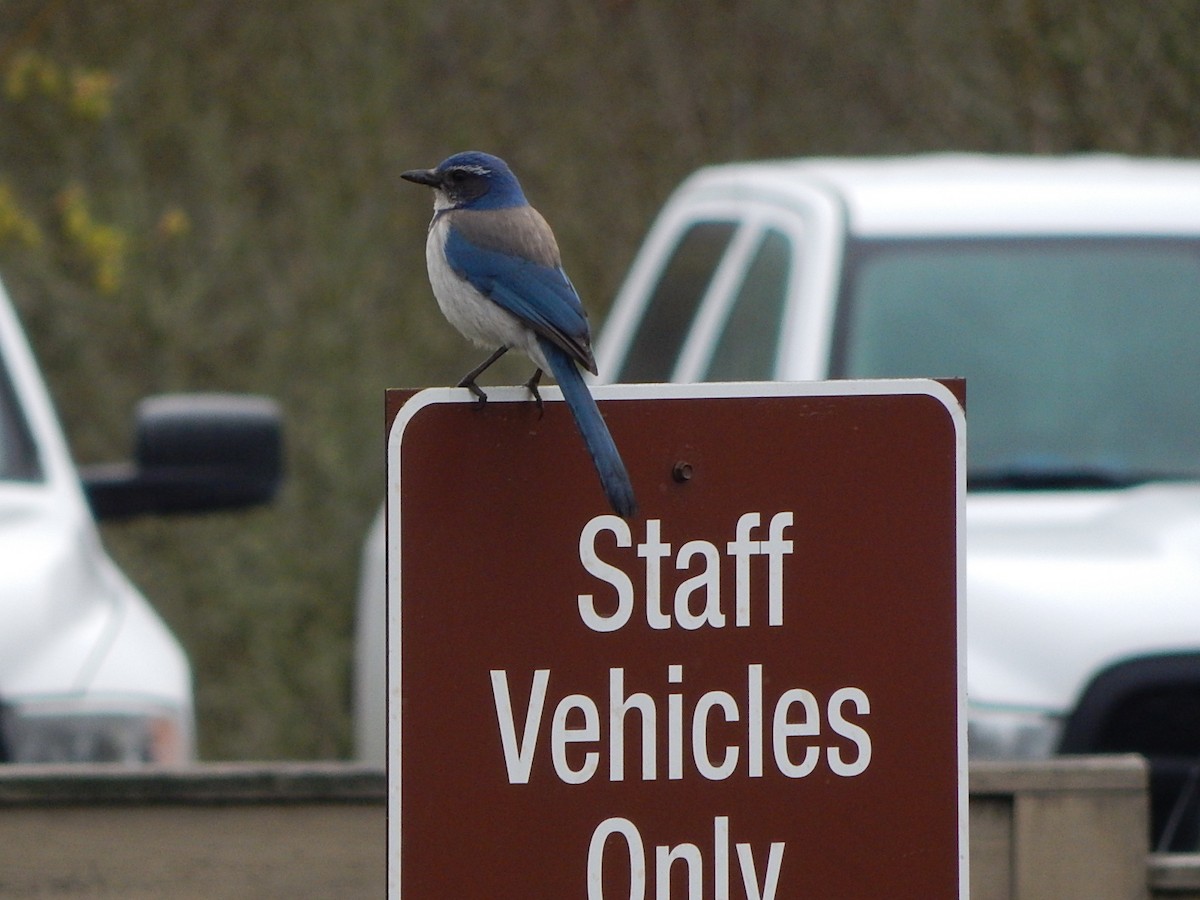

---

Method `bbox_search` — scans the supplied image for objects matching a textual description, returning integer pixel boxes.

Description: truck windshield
[832,237,1200,487]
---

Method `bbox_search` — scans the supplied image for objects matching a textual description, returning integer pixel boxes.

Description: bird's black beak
[401,168,441,188]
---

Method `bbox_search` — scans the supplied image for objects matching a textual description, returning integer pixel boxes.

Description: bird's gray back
[445,206,562,269]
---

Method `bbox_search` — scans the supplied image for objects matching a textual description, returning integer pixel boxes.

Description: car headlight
[967,704,1064,760]
[0,699,194,764]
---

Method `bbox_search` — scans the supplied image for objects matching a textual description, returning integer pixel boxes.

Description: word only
[588,815,784,900]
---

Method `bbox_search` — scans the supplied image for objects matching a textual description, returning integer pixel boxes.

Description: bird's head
[401,151,527,211]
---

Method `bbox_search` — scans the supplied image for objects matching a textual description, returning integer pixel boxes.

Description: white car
[0,275,280,764]
[356,154,1200,850]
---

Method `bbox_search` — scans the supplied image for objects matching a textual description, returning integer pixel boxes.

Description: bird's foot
[457,376,489,407]
[457,346,508,407]
[525,369,544,418]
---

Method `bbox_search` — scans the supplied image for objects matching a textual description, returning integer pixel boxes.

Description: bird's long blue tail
[539,339,638,519]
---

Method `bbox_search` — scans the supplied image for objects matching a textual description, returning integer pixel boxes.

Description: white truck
[356,154,1200,850]
[0,275,281,764]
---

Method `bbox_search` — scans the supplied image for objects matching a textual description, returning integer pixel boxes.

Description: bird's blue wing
[444,218,596,372]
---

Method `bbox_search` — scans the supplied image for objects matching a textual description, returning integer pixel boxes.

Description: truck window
[0,359,41,482]
[616,221,737,382]
[833,237,1200,481]
[703,228,792,381]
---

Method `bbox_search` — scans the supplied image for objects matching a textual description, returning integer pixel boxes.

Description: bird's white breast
[425,215,547,368]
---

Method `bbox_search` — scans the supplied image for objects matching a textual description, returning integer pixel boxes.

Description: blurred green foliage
[0,1,1196,760]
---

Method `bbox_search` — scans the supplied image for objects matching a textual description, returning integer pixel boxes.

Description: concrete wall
[0,756,1197,897]
[971,755,1149,900]
[0,762,384,899]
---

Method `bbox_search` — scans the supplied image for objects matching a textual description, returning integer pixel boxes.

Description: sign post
[387,380,965,898]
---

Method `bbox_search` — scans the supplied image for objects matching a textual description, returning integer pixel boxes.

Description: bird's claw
[458,377,489,407]
[456,346,508,408]
[525,369,544,418]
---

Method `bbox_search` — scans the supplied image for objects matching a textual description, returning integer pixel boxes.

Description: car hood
[0,488,119,697]
[965,482,1200,712]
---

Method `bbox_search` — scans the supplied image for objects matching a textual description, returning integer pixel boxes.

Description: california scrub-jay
[401,151,637,519]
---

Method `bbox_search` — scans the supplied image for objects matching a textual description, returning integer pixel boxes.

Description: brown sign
[387,380,965,898]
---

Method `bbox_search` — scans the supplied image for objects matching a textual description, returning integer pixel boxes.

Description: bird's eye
[440,166,489,201]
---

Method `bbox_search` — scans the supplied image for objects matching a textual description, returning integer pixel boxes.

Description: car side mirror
[81,393,283,520]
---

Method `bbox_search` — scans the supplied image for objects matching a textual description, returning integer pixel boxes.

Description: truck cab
[593,154,1200,850]
[0,275,281,764]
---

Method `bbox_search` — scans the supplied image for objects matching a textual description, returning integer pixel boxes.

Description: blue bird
[401,151,638,520]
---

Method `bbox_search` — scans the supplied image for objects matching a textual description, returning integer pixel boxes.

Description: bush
[0,0,1195,759]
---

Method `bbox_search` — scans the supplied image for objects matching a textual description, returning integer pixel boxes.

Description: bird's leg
[457,346,508,406]
[525,368,544,418]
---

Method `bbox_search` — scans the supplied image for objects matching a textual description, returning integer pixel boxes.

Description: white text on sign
[490,664,872,785]
[577,512,795,632]
[487,511,873,899]
[587,816,784,900]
